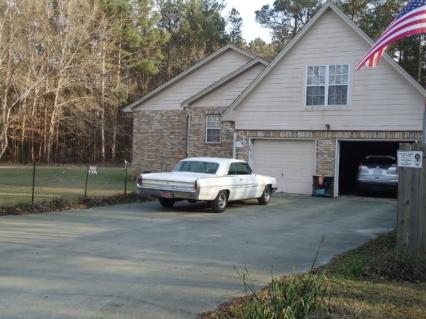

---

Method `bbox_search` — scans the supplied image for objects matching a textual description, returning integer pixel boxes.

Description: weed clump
[240,272,328,319]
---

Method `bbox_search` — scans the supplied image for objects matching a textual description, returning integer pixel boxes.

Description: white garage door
[251,140,316,194]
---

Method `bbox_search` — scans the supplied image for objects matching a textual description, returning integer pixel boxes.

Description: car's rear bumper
[138,187,200,200]
[357,180,398,191]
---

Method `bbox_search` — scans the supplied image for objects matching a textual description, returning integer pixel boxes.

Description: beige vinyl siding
[190,64,265,108]
[233,10,425,131]
[141,50,252,111]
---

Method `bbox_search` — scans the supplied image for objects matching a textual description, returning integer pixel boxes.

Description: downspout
[184,107,191,157]
[233,131,237,159]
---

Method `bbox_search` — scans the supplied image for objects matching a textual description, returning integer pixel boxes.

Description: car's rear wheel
[211,190,228,213]
[258,185,272,205]
[159,197,175,208]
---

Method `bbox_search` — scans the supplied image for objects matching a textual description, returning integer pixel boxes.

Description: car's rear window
[363,156,396,166]
[175,161,219,174]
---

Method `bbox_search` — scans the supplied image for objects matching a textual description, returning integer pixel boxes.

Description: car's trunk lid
[140,172,213,190]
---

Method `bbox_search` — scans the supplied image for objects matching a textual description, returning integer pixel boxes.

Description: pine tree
[255,0,322,45]
[227,7,244,46]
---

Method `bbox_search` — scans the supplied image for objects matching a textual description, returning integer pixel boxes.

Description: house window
[206,114,221,143]
[306,65,349,106]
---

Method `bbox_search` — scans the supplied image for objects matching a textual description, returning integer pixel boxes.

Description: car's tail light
[387,167,398,174]
[359,165,369,174]
[136,175,143,186]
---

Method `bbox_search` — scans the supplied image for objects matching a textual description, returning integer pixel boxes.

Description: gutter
[184,107,191,157]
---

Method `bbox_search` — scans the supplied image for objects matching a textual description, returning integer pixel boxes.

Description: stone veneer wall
[235,130,422,178]
[316,139,336,176]
[187,107,234,158]
[132,110,187,174]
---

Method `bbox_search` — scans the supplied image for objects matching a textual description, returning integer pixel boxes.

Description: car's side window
[228,163,237,175]
[228,163,252,175]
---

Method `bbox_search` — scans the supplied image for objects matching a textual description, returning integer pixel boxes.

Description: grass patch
[323,232,426,282]
[0,165,134,206]
[199,232,426,319]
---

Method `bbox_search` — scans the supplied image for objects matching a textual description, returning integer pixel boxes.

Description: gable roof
[123,44,256,112]
[181,57,268,108]
[222,0,426,120]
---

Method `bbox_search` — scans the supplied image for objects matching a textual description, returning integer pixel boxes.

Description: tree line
[0,0,424,164]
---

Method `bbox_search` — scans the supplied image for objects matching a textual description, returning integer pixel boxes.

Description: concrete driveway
[0,195,395,319]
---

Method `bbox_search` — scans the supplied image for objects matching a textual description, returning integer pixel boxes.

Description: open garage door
[338,141,401,196]
[251,140,315,194]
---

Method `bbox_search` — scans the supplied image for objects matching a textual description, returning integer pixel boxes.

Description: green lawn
[0,165,135,207]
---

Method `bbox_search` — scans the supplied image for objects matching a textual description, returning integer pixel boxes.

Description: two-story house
[125,1,426,197]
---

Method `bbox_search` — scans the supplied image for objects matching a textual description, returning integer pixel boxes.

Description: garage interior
[338,141,402,196]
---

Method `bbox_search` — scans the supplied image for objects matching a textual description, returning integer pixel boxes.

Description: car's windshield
[175,161,219,174]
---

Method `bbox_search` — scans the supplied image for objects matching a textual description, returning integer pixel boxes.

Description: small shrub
[341,254,368,279]
[78,192,141,207]
[48,198,72,210]
[238,238,329,319]
[78,196,103,207]
[239,272,328,319]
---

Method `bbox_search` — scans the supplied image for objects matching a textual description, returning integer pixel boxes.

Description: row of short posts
[31,161,131,208]
[84,161,129,198]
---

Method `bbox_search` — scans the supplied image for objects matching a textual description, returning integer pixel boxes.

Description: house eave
[122,44,257,113]
[181,57,268,108]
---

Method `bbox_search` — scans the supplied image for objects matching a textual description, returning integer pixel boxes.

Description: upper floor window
[306,65,349,106]
[206,114,221,143]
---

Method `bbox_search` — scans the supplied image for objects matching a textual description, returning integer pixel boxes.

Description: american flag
[357,0,426,70]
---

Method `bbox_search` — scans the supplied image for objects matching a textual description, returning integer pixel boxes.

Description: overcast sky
[224,0,274,43]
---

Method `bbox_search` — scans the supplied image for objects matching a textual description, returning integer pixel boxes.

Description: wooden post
[31,160,36,207]
[423,103,426,144]
[397,143,426,255]
[124,160,128,195]
[84,165,89,198]
[418,156,426,253]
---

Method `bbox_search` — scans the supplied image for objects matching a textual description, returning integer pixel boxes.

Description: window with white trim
[206,114,221,143]
[306,65,349,106]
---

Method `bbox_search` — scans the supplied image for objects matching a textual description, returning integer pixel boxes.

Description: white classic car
[136,157,278,213]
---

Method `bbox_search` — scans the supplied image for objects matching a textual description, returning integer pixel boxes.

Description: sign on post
[88,165,98,175]
[85,165,97,198]
[397,151,423,168]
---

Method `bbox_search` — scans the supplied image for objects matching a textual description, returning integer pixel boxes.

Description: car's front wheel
[211,190,228,213]
[258,185,272,205]
[158,197,175,209]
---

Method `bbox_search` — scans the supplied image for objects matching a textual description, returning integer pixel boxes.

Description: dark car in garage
[356,155,398,193]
